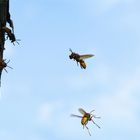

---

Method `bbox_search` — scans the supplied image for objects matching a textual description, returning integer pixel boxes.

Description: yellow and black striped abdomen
[81,117,88,125]
[79,60,86,69]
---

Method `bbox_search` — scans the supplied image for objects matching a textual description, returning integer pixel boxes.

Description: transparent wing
[90,110,95,114]
[78,108,86,115]
[71,114,82,118]
[92,114,101,119]
[79,54,94,60]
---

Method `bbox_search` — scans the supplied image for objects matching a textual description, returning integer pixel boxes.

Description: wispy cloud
[84,0,137,16]
[37,101,64,126]
[120,12,140,32]
[95,0,120,13]
[96,67,140,123]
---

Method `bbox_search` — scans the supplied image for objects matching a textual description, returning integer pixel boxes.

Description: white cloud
[38,103,53,124]
[96,67,140,123]
[120,12,140,32]
[97,0,120,13]
[37,101,63,126]
[84,0,137,16]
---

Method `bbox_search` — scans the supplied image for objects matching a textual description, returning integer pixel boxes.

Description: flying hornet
[71,108,101,136]
[69,49,94,69]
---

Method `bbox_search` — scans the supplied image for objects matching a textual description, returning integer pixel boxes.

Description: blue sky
[0,0,140,139]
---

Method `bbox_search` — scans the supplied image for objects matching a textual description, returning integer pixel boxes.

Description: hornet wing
[71,114,83,118]
[79,54,94,60]
[78,108,86,115]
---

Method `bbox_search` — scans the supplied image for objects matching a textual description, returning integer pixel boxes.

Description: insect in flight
[71,108,101,136]
[69,49,94,69]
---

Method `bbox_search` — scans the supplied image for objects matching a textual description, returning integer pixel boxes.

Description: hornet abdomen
[79,60,86,69]
[81,116,88,125]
